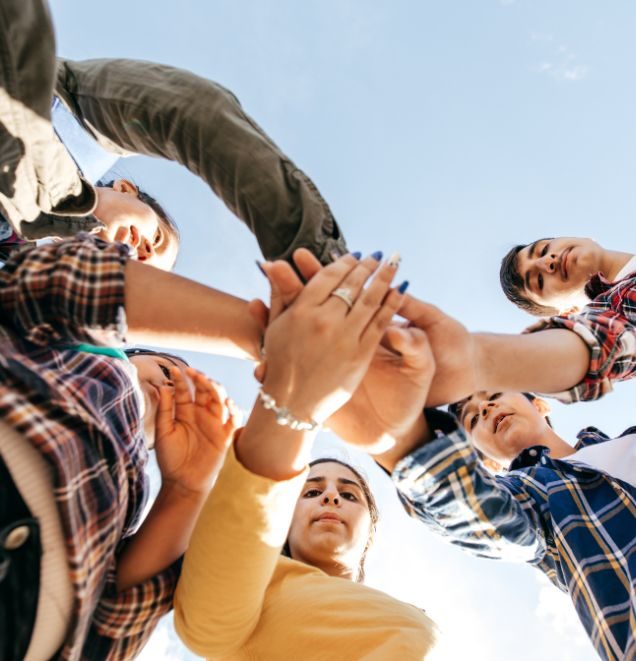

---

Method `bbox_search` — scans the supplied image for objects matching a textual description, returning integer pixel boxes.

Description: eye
[537,273,544,291]
[153,227,163,246]
[341,491,358,502]
[159,364,171,379]
[303,489,321,498]
[469,414,478,430]
[488,392,502,401]
[540,243,549,257]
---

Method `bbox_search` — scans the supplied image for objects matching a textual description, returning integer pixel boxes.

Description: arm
[174,253,406,656]
[0,236,262,359]
[391,410,553,564]
[116,368,238,591]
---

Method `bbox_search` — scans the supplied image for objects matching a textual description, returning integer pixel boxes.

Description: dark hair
[98,179,180,268]
[283,457,379,583]
[448,392,552,431]
[124,347,189,367]
[499,241,560,317]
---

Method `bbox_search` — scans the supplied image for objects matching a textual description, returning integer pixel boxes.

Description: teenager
[0,233,268,659]
[499,235,636,316]
[255,253,635,659]
[0,0,346,266]
[174,253,438,660]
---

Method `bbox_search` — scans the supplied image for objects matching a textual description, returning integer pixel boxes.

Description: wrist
[261,376,329,424]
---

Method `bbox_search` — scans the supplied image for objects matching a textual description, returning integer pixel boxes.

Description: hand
[155,366,241,495]
[328,323,435,453]
[398,295,478,406]
[261,253,406,424]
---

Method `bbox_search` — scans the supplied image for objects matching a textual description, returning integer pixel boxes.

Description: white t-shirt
[564,433,636,488]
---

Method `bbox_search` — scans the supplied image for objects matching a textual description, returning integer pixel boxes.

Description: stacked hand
[257,252,407,427]
[250,250,438,453]
[155,366,241,495]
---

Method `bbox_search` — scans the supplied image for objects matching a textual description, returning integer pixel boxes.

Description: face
[515,237,604,311]
[287,462,372,576]
[130,354,192,447]
[93,180,178,271]
[459,391,551,465]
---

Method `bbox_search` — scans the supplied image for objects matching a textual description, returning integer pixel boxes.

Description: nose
[137,236,155,262]
[479,400,496,420]
[537,253,558,274]
[322,491,340,506]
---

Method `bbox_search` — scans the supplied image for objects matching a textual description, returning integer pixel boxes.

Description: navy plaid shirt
[0,237,179,660]
[393,410,636,661]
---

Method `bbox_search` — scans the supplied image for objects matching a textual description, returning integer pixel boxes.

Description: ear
[532,396,551,418]
[113,179,139,196]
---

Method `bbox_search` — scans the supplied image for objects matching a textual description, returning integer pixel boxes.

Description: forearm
[373,413,432,473]
[116,483,207,592]
[474,329,589,395]
[125,259,261,360]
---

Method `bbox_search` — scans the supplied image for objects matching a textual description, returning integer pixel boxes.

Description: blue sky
[50,2,636,658]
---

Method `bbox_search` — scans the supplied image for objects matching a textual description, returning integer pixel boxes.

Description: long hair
[283,457,379,583]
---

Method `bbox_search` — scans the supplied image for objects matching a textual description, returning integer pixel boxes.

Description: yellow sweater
[174,447,437,660]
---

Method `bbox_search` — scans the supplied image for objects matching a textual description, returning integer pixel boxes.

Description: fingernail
[255,260,267,277]
[371,250,383,261]
[398,280,409,294]
[351,251,362,260]
[387,252,401,268]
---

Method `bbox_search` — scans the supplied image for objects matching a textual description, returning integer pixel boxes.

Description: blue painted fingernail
[398,280,409,294]
[351,251,362,260]
[255,260,267,277]
[371,250,383,261]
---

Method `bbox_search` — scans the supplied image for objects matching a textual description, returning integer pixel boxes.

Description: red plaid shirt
[528,271,636,402]
[0,237,179,660]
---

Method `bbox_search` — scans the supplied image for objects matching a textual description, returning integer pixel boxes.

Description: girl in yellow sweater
[174,252,438,660]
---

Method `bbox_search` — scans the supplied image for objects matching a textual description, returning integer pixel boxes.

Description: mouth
[314,513,345,525]
[560,248,571,280]
[493,413,511,434]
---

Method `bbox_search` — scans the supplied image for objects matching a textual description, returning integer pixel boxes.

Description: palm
[155,368,238,494]
[328,326,434,452]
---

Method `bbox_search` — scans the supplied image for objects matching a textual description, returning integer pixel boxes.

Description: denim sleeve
[392,410,548,563]
[0,235,129,346]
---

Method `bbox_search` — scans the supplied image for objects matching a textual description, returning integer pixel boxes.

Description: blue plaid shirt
[393,410,636,661]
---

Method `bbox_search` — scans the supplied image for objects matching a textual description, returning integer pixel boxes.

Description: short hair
[284,457,379,583]
[98,179,180,269]
[499,242,560,317]
[448,392,552,431]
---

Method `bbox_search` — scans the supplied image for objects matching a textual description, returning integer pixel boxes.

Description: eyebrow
[305,476,363,490]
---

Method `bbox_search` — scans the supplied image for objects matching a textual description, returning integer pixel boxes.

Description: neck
[599,250,635,282]
[302,555,357,581]
[538,427,575,459]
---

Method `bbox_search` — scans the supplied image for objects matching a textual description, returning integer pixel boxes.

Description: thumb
[264,261,304,320]
[398,294,447,331]
[383,326,433,370]
[247,298,269,332]
[155,386,176,439]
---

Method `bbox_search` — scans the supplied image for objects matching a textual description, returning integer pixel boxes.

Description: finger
[398,294,447,331]
[247,298,269,331]
[321,254,383,314]
[346,258,400,330]
[293,252,362,306]
[360,286,409,354]
[383,326,434,370]
[226,397,243,430]
[253,361,267,383]
[170,366,194,404]
[189,368,226,421]
[293,248,322,282]
[155,386,176,437]
[263,261,305,319]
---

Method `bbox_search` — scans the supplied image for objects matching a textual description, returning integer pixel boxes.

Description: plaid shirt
[393,410,636,661]
[0,237,179,660]
[529,271,636,403]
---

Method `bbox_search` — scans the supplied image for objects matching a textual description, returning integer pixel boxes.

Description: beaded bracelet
[258,389,320,432]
